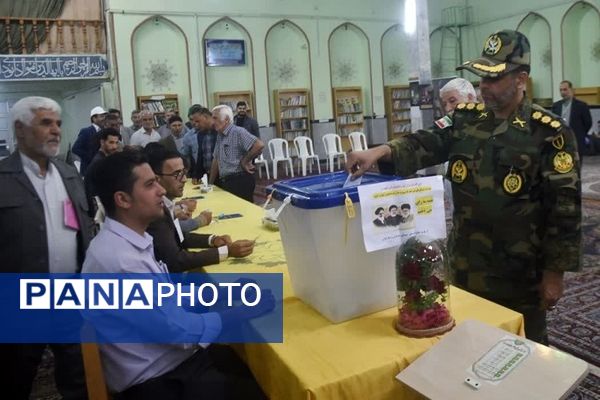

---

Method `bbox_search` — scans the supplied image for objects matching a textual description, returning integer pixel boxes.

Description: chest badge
[503,169,523,195]
[450,159,468,183]
[551,134,564,150]
[553,151,574,174]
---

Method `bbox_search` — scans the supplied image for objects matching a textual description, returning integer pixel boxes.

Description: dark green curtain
[0,0,65,54]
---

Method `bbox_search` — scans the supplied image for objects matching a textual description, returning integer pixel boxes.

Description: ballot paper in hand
[342,173,362,188]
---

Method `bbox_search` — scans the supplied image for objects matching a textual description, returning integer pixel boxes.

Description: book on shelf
[392,88,411,99]
[281,119,308,130]
[392,110,411,121]
[337,114,364,125]
[392,122,411,134]
[336,96,362,113]
[280,95,307,106]
[283,130,307,141]
[140,101,165,113]
[392,99,411,109]
[281,108,307,118]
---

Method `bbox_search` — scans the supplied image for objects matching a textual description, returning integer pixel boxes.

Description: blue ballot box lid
[266,171,402,210]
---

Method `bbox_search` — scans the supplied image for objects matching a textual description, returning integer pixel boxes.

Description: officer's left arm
[540,126,582,274]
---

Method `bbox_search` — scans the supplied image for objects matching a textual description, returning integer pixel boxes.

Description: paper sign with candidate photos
[357,175,447,253]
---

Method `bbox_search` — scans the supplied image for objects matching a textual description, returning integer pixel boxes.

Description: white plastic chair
[348,131,367,152]
[322,133,347,173]
[255,153,270,180]
[268,138,294,180]
[293,136,321,176]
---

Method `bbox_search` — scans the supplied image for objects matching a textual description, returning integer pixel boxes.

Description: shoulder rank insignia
[476,103,485,111]
[553,151,573,174]
[456,103,466,110]
[531,108,562,131]
[466,103,475,110]
[434,115,453,129]
[503,169,523,195]
[551,134,564,150]
[450,159,468,183]
[512,116,526,128]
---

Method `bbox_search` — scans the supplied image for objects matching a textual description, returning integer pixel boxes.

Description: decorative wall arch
[380,24,410,85]
[202,17,256,111]
[131,15,192,114]
[517,12,553,100]
[561,1,600,86]
[328,22,374,116]
[429,26,461,79]
[265,19,312,122]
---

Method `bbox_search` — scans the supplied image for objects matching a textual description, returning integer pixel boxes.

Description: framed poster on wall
[204,39,246,66]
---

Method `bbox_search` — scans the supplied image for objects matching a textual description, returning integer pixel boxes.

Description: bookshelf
[384,85,411,139]
[137,94,179,127]
[332,86,364,137]
[213,91,255,116]
[273,89,311,141]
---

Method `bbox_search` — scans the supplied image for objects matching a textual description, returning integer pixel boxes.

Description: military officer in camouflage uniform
[347,30,581,344]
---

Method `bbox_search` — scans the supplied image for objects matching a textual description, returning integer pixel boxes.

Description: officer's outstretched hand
[346,145,392,179]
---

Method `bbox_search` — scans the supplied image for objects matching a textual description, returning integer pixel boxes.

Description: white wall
[105,0,405,128]
[428,0,600,100]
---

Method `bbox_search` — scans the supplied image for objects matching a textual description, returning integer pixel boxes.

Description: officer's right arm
[346,119,454,178]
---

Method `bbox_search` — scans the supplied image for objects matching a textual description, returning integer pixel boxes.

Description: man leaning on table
[346,30,581,344]
[84,149,270,399]
[209,105,264,203]
[144,143,255,272]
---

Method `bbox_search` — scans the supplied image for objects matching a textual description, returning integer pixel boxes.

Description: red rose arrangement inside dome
[394,236,455,337]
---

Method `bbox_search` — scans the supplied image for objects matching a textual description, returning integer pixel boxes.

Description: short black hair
[189,106,212,118]
[92,149,147,217]
[143,143,182,175]
[236,101,247,108]
[400,203,411,210]
[187,104,204,118]
[108,108,121,116]
[560,80,573,88]
[168,115,183,125]
[105,113,120,123]
[388,205,398,211]
[99,128,121,142]
[375,207,384,215]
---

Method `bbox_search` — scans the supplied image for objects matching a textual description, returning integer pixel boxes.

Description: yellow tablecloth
[182,184,525,400]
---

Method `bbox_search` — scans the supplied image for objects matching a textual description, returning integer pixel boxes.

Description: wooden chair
[81,342,111,400]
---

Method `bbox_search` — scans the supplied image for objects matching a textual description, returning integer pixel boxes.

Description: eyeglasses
[156,169,187,181]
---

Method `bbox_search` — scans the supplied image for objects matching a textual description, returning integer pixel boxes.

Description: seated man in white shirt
[83,149,269,399]
[143,143,255,271]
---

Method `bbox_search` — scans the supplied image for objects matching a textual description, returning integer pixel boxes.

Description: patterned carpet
[582,156,600,201]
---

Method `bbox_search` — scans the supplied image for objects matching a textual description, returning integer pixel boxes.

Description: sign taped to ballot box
[358,175,446,252]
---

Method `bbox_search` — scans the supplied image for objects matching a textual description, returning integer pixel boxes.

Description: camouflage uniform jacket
[386,100,581,301]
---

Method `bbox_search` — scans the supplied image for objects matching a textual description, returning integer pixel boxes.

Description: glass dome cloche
[394,236,454,337]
